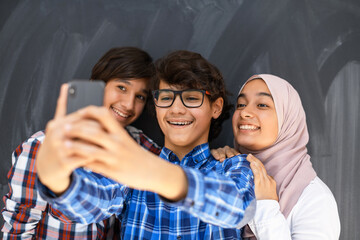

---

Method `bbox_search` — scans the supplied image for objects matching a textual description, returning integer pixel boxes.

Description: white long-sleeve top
[247,177,341,240]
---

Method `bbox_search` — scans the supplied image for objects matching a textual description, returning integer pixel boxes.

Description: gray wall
[1,0,359,239]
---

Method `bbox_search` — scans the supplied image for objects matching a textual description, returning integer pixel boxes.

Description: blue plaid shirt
[37,143,255,239]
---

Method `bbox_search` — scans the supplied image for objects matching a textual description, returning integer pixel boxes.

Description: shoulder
[125,125,145,143]
[210,154,252,177]
[288,178,341,238]
[125,125,143,136]
[24,130,45,145]
[12,130,45,160]
[290,176,340,225]
[221,154,250,168]
[298,177,337,204]
[125,125,161,153]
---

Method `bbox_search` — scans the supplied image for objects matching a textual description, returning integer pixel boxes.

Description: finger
[247,154,264,168]
[210,149,220,160]
[211,148,226,162]
[63,138,109,160]
[249,160,261,179]
[249,161,258,175]
[54,84,69,119]
[78,106,125,134]
[224,146,240,157]
[83,161,111,177]
[248,154,268,181]
[249,155,268,179]
[224,146,235,158]
[63,155,97,171]
[64,119,130,151]
[230,148,241,156]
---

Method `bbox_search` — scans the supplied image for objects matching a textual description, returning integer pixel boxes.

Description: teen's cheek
[232,110,240,128]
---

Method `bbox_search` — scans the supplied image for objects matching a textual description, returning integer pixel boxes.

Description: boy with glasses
[36,50,256,239]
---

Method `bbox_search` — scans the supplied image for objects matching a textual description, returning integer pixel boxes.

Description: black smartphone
[66,80,105,114]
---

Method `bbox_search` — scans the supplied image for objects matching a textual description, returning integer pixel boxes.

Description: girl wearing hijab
[232,74,340,239]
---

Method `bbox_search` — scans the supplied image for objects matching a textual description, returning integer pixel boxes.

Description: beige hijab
[237,74,317,238]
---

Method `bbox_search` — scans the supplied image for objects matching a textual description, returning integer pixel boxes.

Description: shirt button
[215,212,219,217]
[190,201,195,206]
[177,236,182,239]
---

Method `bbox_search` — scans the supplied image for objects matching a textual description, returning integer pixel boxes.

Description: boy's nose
[169,96,186,113]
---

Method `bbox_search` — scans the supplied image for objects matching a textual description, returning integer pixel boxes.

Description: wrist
[39,175,71,196]
[146,155,188,201]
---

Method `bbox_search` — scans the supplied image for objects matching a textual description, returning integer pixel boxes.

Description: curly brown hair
[152,50,233,141]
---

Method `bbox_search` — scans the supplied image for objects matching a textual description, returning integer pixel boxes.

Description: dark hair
[153,50,233,141]
[91,47,155,83]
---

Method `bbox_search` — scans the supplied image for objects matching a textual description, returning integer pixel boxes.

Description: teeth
[112,107,130,118]
[239,125,259,130]
[168,121,192,126]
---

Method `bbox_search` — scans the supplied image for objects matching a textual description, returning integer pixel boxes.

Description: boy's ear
[211,97,224,120]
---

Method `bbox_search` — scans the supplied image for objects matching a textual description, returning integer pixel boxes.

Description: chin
[236,140,257,150]
[171,138,190,146]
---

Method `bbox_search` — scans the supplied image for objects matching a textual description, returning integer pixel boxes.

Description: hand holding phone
[66,80,105,114]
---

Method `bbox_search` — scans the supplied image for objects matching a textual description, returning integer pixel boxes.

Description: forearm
[142,152,188,201]
[163,156,256,228]
[37,174,71,196]
[249,188,341,240]
[248,200,291,239]
[36,168,127,224]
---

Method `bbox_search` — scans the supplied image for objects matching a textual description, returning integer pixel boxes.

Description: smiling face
[103,78,149,127]
[232,79,278,151]
[155,80,222,157]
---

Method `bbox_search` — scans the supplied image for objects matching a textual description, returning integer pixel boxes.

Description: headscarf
[238,74,317,238]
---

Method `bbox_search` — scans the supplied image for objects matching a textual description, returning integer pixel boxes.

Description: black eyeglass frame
[152,89,211,108]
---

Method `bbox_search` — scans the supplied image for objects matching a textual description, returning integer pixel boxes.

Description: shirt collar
[160,143,211,166]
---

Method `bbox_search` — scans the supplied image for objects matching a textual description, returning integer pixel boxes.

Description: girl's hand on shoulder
[247,154,278,201]
[211,146,240,162]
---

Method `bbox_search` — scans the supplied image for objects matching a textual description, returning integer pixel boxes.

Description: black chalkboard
[1,1,359,239]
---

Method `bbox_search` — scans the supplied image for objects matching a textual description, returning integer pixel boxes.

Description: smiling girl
[233,74,340,239]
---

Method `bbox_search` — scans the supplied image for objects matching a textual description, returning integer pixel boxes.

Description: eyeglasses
[152,89,211,108]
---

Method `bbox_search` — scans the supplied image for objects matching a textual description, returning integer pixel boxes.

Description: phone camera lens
[69,87,76,95]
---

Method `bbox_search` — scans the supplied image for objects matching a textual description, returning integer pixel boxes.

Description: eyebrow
[115,79,149,95]
[238,92,273,100]
[115,79,131,85]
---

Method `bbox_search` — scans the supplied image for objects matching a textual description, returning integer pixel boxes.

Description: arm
[2,132,47,239]
[167,155,256,228]
[36,167,129,224]
[49,106,255,228]
[248,181,340,240]
[246,155,340,240]
[289,179,340,240]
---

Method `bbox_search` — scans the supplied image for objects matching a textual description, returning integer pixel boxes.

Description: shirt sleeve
[35,126,161,225]
[1,132,47,239]
[248,200,291,239]
[166,155,256,229]
[248,178,341,240]
[36,168,130,224]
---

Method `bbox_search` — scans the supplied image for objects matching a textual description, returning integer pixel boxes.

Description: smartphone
[66,80,105,114]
